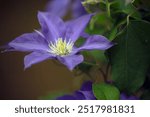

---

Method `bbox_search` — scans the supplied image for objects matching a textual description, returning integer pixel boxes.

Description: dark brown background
[0,0,77,99]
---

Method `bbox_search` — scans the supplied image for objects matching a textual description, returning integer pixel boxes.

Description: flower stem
[83,61,99,66]
[127,15,130,26]
[99,68,107,83]
[106,0,111,18]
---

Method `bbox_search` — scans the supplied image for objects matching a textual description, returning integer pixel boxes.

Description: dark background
[0,0,76,99]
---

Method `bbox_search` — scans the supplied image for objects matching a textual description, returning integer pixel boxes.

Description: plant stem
[106,0,111,18]
[105,63,110,81]
[127,15,130,26]
[99,68,107,83]
[83,61,99,66]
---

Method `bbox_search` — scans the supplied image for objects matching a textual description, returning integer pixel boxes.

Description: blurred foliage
[108,20,150,94]
[92,83,120,100]
[81,0,150,99]
[43,0,150,99]
[141,91,150,100]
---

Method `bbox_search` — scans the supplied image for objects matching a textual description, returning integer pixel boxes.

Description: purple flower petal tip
[57,81,96,100]
[58,55,84,71]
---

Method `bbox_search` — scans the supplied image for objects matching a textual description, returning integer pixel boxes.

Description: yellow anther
[49,38,74,56]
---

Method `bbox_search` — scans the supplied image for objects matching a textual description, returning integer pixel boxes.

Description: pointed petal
[0,45,14,53]
[81,32,90,39]
[74,91,86,100]
[80,81,93,91]
[24,51,54,69]
[80,81,96,100]
[58,55,84,70]
[8,32,49,52]
[38,12,66,42]
[65,14,93,42]
[1,47,15,53]
[79,91,96,100]
[77,35,114,51]
[45,0,71,17]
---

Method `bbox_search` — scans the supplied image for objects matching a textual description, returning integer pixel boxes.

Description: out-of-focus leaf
[75,37,86,47]
[82,0,106,13]
[86,13,113,35]
[78,62,93,73]
[140,0,150,10]
[141,90,150,100]
[108,27,118,40]
[108,20,150,93]
[93,83,120,100]
[111,0,141,20]
[89,50,107,62]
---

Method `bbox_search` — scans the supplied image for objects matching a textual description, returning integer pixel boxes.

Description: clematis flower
[5,12,113,70]
[57,81,96,100]
[46,0,87,18]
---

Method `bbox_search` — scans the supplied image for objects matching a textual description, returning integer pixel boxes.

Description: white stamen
[48,38,74,56]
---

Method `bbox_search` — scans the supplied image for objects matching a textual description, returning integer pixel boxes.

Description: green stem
[99,68,107,83]
[127,15,130,26]
[105,63,110,81]
[106,0,111,18]
[83,61,99,66]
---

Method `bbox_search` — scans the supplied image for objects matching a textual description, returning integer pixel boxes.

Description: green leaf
[108,20,150,93]
[82,0,106,13]
[89,50,107,62]
[111,0,141,20]
[141,90,150,100]
[86,13,113,35]
[78,62,93,73]
[92,83,120,100]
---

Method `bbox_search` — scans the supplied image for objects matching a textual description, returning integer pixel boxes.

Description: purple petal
[80,81,96,100]
[74,91,86,100]
[45,0,71,17]
[24,51,54,69]
[77,35,114,51]
[8,32,49,52]
[79,91,96,100]
[57,54,84,70]
[81,32,90,39]
[72,0,87,18]
[0,45,15,53]
[80,81,93,91]
[38,12,66,42]
[65,14,93,43]
[57,91,95,100]
[56,81,96,100]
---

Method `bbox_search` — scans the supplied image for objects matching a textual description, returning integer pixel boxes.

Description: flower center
[49,38,74,56]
